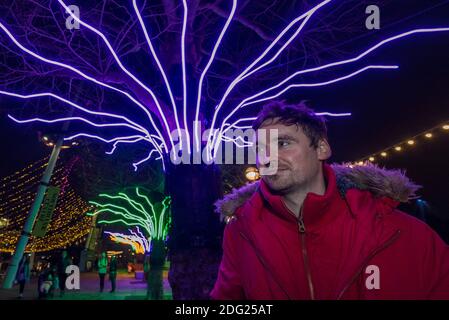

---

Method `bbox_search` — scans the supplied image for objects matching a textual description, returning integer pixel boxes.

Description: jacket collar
[258,163,348,231]
[216,162,420,224]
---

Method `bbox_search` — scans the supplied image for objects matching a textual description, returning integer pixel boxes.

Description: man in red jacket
[211,101,449,300]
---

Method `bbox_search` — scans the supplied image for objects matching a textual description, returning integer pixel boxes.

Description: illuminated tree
[105,227,152,254]
[88,187,171,253]
[1,0,448,298]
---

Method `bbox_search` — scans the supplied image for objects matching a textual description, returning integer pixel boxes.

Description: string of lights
[0,156,93,252]
[0,190,88,230]
[0,157,49,183]
[355,121,449,164]
[0,165,68,222]
[0,215,92,252]
[0,166,65,208]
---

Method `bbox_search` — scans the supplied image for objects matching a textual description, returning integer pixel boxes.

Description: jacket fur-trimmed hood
[215,163,421,219]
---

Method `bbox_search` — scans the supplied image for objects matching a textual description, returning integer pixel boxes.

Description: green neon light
[135,187,159,235]
[87,203,149,233]
[97,192,156,235]
[89,188,171,240]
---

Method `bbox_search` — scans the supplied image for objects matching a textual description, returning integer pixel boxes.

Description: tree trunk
[148,239,167,300]
[164,162,223,299]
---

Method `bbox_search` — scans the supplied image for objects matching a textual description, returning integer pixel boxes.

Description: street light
[245,167,260,181]
[40,133,78,149]
[2,136,64,289]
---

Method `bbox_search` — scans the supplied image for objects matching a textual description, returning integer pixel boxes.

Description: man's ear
[317,139,332,160]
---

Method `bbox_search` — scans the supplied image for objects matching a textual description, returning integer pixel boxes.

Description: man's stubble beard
[262,169,299,195]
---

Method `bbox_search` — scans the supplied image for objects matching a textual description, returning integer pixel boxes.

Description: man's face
[256,119,331,194]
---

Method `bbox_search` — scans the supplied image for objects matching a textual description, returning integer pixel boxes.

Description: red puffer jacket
[211,164,449,299]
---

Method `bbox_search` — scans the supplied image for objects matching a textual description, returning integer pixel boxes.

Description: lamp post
[2,137,63,288]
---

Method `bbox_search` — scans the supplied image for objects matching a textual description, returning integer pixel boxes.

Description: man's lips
[259,164,289,175]
[260,163,289,171]
[263,167,289,176]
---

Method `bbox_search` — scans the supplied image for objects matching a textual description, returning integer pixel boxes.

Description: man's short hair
[252,100,328,148]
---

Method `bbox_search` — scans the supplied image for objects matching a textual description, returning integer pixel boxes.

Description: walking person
[15,254,30,299]
[50,266,60,298]
[109,255,117,293]
[97,252,108,293]
[39,270,54,299]
[37,263,51,299]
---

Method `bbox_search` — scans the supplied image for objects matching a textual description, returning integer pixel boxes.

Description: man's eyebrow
[276,134,297,141]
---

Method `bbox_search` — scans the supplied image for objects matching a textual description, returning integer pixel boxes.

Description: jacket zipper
[280,199,316,300]
[336,229,401,299]
[298,207,315,300]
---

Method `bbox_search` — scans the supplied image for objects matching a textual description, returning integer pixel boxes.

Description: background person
[97,252,108,293]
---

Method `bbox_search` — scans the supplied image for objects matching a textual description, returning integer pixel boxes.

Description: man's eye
[279,140,289,147]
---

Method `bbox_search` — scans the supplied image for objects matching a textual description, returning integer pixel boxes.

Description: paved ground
[0,270,172,300]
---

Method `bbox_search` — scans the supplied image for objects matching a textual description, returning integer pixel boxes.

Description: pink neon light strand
[58,0,175,151]
[223,27,449,126]
[211,65,397,157]
[194,0,237,152]
[181,0,191,154]
[0,22,166,151]
[206,0,331,159]
[208,27,449,158]
[133,0,182,151]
